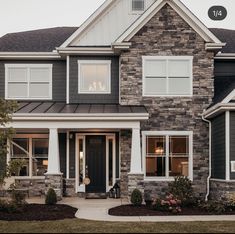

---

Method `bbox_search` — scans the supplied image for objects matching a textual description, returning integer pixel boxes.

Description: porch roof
[13,102,148,118]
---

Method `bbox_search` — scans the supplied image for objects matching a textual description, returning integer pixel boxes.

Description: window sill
[13,176,45,180]
[144,177,175,182]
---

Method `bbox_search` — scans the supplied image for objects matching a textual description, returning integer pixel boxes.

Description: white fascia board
[60,0,115,48]
[0,52,61,59]
[56,47,115,55]
[12,113,149,121]
[215,53,235,60]
[115,0,222,44]
[221,89,235,104]
[203,103,235,119]
[5,120,142,130]
[205,43,226,51]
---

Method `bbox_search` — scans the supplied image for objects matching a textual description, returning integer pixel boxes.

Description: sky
[0,0,234,37]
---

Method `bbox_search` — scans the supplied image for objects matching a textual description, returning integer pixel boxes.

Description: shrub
[45,188,57,205]
[11,190,26,206]
[130,189,142,206]
[152,193,182,214]
[169,176,195,206]
[225,193,235,211]
[199,200,226,214]
[0,199,21,213]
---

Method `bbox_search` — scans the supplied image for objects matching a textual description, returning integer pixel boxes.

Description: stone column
[45,128,63,200]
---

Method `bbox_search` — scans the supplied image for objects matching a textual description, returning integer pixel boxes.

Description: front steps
[85,193,108,199]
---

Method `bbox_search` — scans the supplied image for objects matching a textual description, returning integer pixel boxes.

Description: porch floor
[25,197,235,222]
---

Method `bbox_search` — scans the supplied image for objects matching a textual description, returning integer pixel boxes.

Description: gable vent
[132,0,145,12]
[231,161,235,172]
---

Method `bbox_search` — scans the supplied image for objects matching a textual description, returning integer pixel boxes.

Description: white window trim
[5,64,53,100]
[142,131,193,181]
[142,56,193,97]
[77,60,111,94]
[231,161,235,173]
[10,134,49,179]
[130,0,145,15]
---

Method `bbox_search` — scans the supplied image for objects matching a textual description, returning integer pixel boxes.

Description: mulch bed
[0,204,78,221]
[109,205,235,216]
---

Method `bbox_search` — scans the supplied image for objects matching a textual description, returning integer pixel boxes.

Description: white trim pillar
[47,128,61,174]
[130,127,142,174]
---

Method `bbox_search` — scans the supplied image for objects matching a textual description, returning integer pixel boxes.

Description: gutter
[202,114,211,201]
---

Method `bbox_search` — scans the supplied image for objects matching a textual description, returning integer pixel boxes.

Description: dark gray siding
[230,112,235,179]
[0,60,66,102]
[69,56,119,104]
[59,133,67,177]
[214,60,235,104]
[211,113,226,179]
[69,133,76,178]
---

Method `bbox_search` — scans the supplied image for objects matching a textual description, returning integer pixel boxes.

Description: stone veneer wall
[120,4,214,198]
[210,180,235,200]
[63,179,76,197]
[120,130,131,198]
[15,179,45,197]
[45,174,63,200]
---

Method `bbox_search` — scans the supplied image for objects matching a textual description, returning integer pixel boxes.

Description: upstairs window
[132,0,145,12]
[78,60,111,94]
[5,64,52,100]
[143,56,193,96]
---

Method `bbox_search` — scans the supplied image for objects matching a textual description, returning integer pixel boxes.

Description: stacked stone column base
[128,173,144,199]
[45,173,63,200]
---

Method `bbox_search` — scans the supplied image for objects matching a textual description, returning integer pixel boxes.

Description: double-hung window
[143,131,193,180]
[5,64,52,99]
[143,56,193,96]
[78,60,111,94]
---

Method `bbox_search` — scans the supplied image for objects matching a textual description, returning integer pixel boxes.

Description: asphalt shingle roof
[0,27,234,53]
[209,28,235,53]
[0,27,78,52]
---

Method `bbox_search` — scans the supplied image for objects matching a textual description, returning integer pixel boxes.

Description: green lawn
[0,219,235,233]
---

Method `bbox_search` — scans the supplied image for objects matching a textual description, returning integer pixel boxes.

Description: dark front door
[85,135,106,193]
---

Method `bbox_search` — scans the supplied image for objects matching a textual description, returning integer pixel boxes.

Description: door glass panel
[109,139,113,186]
[79,138,84,186]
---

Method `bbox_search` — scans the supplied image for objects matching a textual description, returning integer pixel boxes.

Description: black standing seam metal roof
[14,102,148,115]
[0,27,234,53]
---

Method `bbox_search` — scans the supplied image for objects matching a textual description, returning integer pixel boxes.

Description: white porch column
[47,128,61,174]
[130,128,142,174]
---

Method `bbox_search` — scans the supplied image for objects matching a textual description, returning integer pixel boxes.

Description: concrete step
[85,193,107,199]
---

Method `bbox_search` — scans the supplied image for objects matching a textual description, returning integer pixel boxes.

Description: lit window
[132,0,145,12]
[78,60,111,94]
[144,132,192,180]
[143,56,193,96]
[5,64,52,100]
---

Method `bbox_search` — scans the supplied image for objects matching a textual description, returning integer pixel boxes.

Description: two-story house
[0,0,234,200]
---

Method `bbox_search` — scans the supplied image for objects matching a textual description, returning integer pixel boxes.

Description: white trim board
[221,89,235,104]
[115,0,223,46]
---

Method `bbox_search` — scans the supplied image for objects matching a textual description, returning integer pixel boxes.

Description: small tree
[45,188,57,205]
[131,189,143,206]
[0,99,18,186]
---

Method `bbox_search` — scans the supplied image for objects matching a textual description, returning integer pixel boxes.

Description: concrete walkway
[27,197,235,222]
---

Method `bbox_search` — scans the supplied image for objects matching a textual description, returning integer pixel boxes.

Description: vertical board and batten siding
[71,0,156,46]
[59,133,67,177]
[0,60,66,102]
[69,56,119,104]
[230,112,235,179]
[211,113,226,179]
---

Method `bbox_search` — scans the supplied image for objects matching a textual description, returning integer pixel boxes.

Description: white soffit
[115,0,222,44]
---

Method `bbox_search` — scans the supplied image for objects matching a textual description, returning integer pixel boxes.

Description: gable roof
[0,27,78,52]
[114,0,222,46]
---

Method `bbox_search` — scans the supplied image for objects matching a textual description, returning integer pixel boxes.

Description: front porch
[6,102,149,199]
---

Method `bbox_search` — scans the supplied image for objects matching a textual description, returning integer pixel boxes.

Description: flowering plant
[152,193,182,214]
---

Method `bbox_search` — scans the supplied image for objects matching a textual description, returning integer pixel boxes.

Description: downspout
[202,114,211,201]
